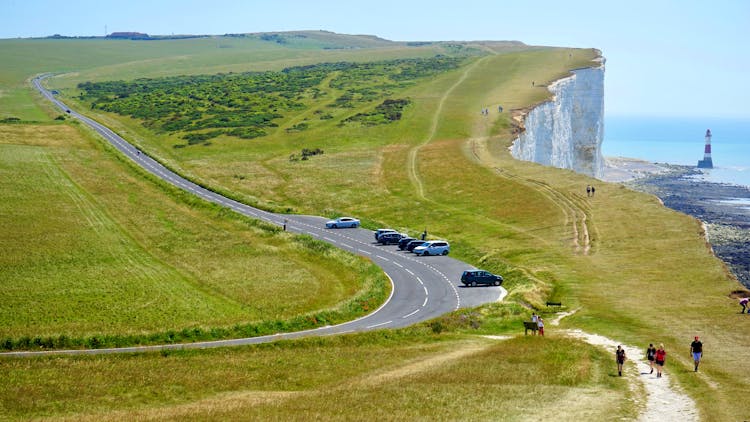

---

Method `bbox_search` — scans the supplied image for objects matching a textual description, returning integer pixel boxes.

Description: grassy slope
[0,123,386,340]
[1,35,747,420]
[0,333,633,421]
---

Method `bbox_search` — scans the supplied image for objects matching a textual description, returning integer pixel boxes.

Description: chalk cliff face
[510,64,605,178]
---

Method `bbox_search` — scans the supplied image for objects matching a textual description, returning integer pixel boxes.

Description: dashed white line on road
[422,296,428,307]
[376,256,389,261]
[405,269,414,275]
[416,277,424,285]
[402,309,420,318]
[392,262,403,268]
[366,321,392,329]
[358,250,372,255]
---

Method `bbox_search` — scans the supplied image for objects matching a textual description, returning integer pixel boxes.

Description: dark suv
[378,232,404,245]
[398,237,416,250]
[461,270,503,287]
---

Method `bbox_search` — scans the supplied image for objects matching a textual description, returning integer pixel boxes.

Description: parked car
[405,240,427,252]
[325,217,360,229]
[374,228,397,241]
[461,269,504,287]
[378,232,404,245]
[398,237,416,250]
[413,240,450,256]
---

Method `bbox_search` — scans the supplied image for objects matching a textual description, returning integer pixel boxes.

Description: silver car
[325,217,360,228]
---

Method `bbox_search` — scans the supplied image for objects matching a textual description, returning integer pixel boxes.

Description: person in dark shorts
[616,345,626,376]
[655,344,666,378]
[646,343,656,374]
[740,297,749,314]
[690,336,703,372]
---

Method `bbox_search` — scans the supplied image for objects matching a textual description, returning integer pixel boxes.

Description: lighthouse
[697,129,713,168]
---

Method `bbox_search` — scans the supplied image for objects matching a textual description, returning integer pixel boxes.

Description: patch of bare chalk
[551,309,698,421]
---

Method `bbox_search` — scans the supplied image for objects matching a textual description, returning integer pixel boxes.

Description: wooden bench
[546,301,562,307]
[523,321,539,335]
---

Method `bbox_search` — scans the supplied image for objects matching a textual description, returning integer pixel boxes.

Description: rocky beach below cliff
[611,162,750,289]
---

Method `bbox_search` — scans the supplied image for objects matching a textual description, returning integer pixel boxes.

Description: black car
[461,269,503,287]
[405,239,427,252]
[378,232,404,245]
[398,237,416,250]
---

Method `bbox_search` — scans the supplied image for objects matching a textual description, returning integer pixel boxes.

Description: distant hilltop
[107,32,151,40]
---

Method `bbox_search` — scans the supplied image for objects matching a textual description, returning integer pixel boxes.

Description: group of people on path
[531,313,544,336]
[619,336,703,378]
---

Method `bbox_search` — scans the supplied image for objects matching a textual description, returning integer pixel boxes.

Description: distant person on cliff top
[586,185,591,197]
[740,297,749,313]
[690,336,703,372]
[591,186,596,197]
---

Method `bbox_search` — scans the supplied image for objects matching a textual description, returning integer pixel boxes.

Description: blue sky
[2,0,748,118]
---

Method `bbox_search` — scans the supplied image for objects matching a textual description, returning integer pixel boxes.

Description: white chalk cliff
[510,61,605,178]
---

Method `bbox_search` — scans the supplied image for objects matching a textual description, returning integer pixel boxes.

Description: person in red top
[654,344,666,378]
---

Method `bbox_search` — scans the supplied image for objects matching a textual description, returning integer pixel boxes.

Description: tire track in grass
[408,56,490,201]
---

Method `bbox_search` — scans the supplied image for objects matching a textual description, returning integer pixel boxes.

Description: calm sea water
[603,116,750,187]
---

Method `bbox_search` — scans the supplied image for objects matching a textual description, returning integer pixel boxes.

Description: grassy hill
[0,32,747,420]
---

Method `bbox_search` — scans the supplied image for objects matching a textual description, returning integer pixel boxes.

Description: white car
[325,217,360,229]
[413,240,450,256]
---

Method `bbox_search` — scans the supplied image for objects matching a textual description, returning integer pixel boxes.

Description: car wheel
[441,250,449,256]
[331,224,337,228]
[471,281,477,287]
[494,280,500,286]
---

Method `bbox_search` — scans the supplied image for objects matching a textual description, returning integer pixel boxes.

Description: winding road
[7,75,507,357]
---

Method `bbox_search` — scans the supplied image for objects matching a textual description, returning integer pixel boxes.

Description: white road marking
[366,321,392,329]
[402,309,420,318]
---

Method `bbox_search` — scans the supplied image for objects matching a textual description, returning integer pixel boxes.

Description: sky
[2,0,749,119]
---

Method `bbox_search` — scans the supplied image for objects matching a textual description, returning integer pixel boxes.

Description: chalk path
[550,311,699,421]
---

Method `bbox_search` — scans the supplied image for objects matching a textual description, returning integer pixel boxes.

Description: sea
[603,115,750,187]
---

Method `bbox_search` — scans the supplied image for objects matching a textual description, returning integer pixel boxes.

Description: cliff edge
[510,58,605,178]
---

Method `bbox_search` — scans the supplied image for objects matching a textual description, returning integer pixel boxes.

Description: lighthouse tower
[697,129,713,168]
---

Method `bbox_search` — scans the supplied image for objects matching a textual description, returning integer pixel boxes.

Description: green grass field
[1,33,748,420]
[0,332,633,421]
[0,123,388,347]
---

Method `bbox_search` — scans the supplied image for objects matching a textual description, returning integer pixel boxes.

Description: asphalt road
[9,75,507,356]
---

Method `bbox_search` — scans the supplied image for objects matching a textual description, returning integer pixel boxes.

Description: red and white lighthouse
[697,129,713,168]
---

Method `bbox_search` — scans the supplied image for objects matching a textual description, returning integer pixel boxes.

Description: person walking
[537,317,544,336]
[586,185,591,197]
[531,313,539,336]
[616,345,627,376]
[740,297,749,314]
[591,186,596,197]
[690,336,703,372]
[646,343,657,374]
[654,344,666,378]
[421,229,427,240]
